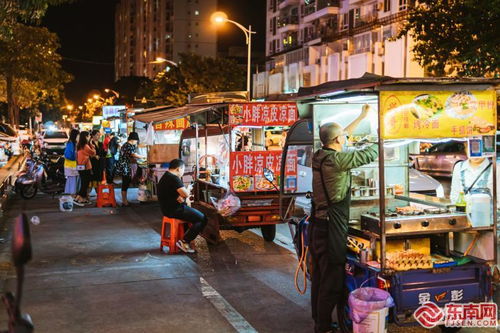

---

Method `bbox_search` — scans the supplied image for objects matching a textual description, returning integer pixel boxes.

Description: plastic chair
[96,184,117,208]
[160,217,190,254]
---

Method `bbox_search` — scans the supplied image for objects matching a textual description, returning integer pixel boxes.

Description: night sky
[42,0,266,106]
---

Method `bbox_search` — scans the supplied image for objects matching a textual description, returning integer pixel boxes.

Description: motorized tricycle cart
[279,75,498,332]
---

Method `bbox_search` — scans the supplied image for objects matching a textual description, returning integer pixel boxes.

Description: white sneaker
[176,240,195,253]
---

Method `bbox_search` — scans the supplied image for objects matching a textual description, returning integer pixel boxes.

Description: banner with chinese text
[154,118,190,131]
[380,90,496,139]
[229,103,298,127]
[230,151,283,192]
[284,149,298,192]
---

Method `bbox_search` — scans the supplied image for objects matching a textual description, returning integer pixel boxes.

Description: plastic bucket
[349,287,394,333]
[353,307,389,333]
[59,195,74,212]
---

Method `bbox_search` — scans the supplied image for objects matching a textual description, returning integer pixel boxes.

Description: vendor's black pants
[167,205,207,243]
[310,219,345,333]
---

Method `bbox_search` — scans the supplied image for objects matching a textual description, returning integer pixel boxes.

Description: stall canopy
[297,73,500,100]
[132,103,225,124]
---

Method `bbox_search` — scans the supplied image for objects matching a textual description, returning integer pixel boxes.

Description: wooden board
[148,144,179,163]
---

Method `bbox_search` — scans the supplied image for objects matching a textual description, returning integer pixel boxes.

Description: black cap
[128,132,139,141]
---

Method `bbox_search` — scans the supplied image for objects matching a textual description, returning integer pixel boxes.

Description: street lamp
[87,98,93,103]
[211,11,256,101]
[104,88,120,98]
[66,104,74,111]
[151,57,178,67]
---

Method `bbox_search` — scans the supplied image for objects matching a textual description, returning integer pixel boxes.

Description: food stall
[133,106,191,201]
[280,75,498,331]
[178,101,298,242]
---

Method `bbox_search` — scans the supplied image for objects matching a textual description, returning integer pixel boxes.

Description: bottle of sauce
[455,191,466,212]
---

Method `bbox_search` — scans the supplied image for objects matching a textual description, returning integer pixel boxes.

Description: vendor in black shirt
[157,159,207,253]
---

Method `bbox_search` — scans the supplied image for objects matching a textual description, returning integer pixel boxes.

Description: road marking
[200,277,258,333]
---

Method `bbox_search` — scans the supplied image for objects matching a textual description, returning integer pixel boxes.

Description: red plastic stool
[96,184,117,208]
[160,217,190,254]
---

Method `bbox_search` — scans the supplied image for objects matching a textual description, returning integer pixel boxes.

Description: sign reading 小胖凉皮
[154,118,190,131]
[230,151,283,192]
[380,90,496,139]
[228,103,298,127]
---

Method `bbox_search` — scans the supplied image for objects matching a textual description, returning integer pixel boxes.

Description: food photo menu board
[381,90,496,139]
[230,151,283,192]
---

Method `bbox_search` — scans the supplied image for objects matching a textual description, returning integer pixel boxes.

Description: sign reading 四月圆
[380,90,496,139]
[228,103,298,127]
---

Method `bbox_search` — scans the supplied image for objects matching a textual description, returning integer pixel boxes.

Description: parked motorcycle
[16,152,65,199]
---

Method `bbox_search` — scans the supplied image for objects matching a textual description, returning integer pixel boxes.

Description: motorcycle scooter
[16,152,65,199]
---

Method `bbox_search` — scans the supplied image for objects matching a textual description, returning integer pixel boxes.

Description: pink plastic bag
[213,192,241,217]
[348,287,394,324]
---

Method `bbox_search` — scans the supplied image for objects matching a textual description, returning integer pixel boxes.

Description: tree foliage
[0,23,71,124]
[152,53,246,106]
[399,0,500,77]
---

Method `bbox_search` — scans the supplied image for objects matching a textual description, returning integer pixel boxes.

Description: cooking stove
[360,209,470,235]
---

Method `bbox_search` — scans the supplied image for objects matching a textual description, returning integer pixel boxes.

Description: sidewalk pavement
[0,192,312,333]
[0,190,496,332]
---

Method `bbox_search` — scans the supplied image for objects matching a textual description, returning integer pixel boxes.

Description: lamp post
[211,11,256,101]
[104,88,120,99]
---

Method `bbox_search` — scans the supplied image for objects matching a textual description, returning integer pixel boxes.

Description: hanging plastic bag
[213,192,241,217]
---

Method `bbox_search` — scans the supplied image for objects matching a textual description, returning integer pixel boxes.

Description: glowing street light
[104,88,120,98]
[87,98,93,103]
[93,94,101,100]
[211,11,255,101]
[66,104,74,111]
[151,57,178,67]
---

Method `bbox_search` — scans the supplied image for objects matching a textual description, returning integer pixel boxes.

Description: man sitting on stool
[157,159,207,253]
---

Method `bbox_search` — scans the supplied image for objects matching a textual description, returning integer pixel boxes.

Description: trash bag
[348,287,394,324]
[213,192,241,217]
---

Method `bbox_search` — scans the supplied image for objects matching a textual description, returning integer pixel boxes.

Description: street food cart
[178,100,298,242]
[280,75,498,331]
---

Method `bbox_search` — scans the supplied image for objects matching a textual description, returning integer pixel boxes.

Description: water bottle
[469,188,492,227]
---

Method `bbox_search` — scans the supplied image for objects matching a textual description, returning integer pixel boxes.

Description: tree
[113,76,153,104]
[152,53,246,106]
[399,0,500,77]
[0,0,72,40]
[0,23,71,125]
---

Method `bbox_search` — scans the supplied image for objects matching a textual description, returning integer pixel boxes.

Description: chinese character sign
[230,151,283,192]
[229,103,298,127]
[154,118,190,131]
[284,149,298,192]
[380,90,496,139]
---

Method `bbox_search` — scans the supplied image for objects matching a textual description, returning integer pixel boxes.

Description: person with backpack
[64,129,80,196]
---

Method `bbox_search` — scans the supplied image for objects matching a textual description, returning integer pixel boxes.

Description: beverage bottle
[455,191,466,212]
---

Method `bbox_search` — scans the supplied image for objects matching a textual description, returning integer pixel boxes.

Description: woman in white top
[450,156,498,204]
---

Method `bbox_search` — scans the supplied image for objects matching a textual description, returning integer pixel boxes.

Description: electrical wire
[294,220,309,295]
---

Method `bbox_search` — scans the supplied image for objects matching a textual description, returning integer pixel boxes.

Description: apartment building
[115,0,217,80]
[253,0,424,98]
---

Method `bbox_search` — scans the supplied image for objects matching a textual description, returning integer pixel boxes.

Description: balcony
[303,25,338,45]
[278,0,299,10]
[303,0,340,23]
[354,12,377,28]
[277,15,299,33]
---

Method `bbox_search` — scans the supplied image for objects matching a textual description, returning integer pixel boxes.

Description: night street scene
[0,0,499,332]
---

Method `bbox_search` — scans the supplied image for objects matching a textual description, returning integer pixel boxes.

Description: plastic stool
[96,184,117,208]
[160,217,189,254]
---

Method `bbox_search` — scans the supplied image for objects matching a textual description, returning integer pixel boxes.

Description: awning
[132,103,225,124]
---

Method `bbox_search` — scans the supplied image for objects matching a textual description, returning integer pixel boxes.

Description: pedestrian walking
[310,104,377,333]
[114,132,144,206]
[157,159,207,253]
[104,132,119,184]
[89,130,106,193]
[63,129,80,196]
[75,131,95,205]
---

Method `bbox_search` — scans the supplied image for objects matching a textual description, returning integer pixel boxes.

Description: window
[354,8,360,19]
[384,0,391,12]
[399,0,407,10]
[341,13,349,30]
